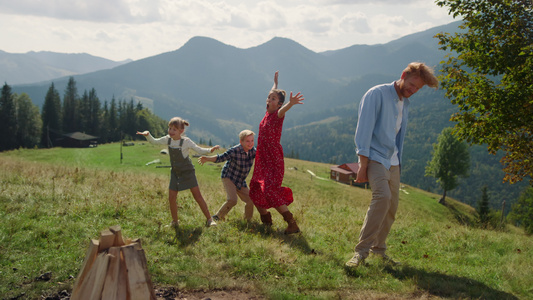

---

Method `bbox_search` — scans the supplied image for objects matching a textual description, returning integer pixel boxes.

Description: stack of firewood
[71,225,156,300]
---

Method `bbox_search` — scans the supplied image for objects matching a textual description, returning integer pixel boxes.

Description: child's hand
[277,91,305,118]
[198,156,207,165]
[289,92,304,105]
[210,145,220,152]
[273,71,279,87]
[136,131,149,136]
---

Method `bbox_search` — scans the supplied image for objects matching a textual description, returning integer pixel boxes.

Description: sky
[0,0,457,62]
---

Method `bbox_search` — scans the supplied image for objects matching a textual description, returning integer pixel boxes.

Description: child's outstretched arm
[137,130,168,145]
[272,71,279,90]
[278,92,304,118]
[198,155,217,165]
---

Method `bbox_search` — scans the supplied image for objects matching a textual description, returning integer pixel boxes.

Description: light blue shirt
[354,82,410,170]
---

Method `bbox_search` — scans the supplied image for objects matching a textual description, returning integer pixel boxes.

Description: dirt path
[44,286,265,300]
[154,286,265,300]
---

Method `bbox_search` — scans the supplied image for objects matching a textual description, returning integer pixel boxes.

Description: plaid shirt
[215,144,256,190]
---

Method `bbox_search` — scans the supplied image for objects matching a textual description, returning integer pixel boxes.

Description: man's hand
[355,155,369,183]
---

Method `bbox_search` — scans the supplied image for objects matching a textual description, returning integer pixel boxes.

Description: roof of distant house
[330,163,359,174]
[63,132,98,140]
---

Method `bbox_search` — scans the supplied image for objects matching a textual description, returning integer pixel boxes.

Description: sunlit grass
[0,143,531,299]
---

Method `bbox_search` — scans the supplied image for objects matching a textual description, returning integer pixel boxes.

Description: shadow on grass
[234,220,314,254]
[444,201,475,226]
[167,226,203,247]
[384,265,518,300]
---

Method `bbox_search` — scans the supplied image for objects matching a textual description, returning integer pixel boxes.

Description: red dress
[250,110,293,209]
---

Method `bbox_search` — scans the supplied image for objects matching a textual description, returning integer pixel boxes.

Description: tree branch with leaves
[435,0,533,184]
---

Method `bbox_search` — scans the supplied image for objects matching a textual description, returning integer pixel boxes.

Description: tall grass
[0,143,531,299]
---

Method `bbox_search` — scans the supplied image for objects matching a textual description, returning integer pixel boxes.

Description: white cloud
[312,0,420,5]
[301,17,332,34]
[94,30,115,44]
[252,1,287,31]
[0,0,161,23]
[388,16,410,27]
[296,5,334,34]
[51,26,75,42]
[227,13,250,29]
[339,12,371,34]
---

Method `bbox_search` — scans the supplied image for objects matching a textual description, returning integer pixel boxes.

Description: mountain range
[0,50,131,85]
[10,21,460,143]
[6,20,529,209]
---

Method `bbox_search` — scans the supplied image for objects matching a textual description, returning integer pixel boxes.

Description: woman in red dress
[249,71,304,234]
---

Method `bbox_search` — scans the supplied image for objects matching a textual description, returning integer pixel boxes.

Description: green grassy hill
[1,143,531,299]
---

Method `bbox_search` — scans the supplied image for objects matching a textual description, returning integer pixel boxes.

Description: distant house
[56,132,98,148]
[330,163,368,187]
[330,163,358,184]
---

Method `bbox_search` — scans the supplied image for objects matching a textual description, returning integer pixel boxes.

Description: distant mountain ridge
[0,50,131,85]
[10,21,462,142]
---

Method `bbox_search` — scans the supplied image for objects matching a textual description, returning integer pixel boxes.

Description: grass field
[1,142,532,299]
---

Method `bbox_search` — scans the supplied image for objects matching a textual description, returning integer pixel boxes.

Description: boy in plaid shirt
[198,130,256,222]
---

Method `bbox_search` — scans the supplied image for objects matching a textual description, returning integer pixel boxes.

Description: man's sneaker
[345,253,365,268]
[206,218,217,227]
[376,253,400,265]
[212,215,220,222]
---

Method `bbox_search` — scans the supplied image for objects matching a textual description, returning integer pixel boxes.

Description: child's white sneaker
[165,220,179,229]
[206,218,217,227]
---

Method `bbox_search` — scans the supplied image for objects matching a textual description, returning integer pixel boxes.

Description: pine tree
[41,83,62,147]
[62,77,79,133]
[101,101,110,143]
[79,90,90,133]
[118,99,127,139]
[88,88,101,136]
[477,185,491,226]
[109,96,119,142]
[124,99,137,138]
[15,93,42,148]
[0,83,18,151]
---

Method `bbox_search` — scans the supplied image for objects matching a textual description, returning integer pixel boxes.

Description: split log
[101,247,127,300]
[72,252,111,300]
[99,230,116,252]
[122,244,155,300]
[71,239,99,298]
[109,225,125,247]
[71,226,156,300]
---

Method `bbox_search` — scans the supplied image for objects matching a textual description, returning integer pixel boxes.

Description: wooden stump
[71,226,156,300]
